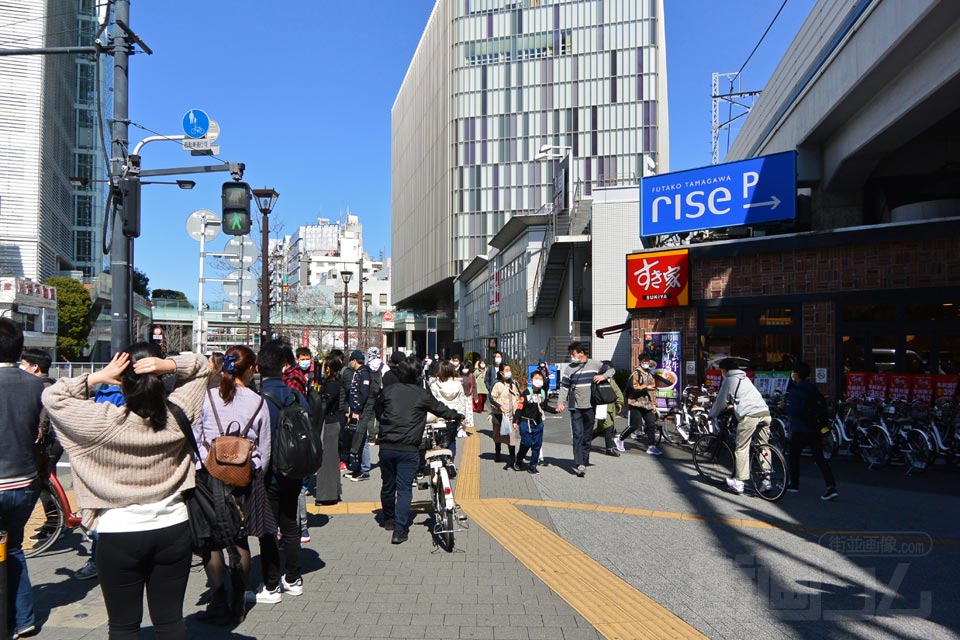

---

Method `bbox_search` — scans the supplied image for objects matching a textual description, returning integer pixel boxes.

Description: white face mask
[640,363,650,370]
[503,372,512,380]
[18,363,28,371]
[298,360,311,370]
[494,357,502,365]
[570,356,580,364]
[532,379,543,389]
[462,368,469,374]
[478,364,486,369]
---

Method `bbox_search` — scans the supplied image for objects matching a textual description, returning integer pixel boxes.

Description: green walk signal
[221,181,252,236]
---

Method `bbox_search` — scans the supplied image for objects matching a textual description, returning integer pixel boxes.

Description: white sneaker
[247,584,281,604]
[725,477,744,494]
[281,575,303,596]
[613,436,626,452]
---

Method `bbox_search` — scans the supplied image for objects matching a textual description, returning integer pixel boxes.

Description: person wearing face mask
[556,342,615,477]
[514,370,547,474]
[295,347,317,388]
[489,363,521,468]
[484,353,503,400]
[614,353,662,455]
[458,360,476,437]
[474,360,489,412]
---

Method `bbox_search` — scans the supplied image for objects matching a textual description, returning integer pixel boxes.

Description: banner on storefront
[844,372,958,404]
[866,373,888,400]
[753,371,791,398]
[626,249,689,309]
[642,332,681,407]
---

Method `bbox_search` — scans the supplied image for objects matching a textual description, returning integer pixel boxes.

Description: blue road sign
[182,109,210,138]
[640,150,797,236]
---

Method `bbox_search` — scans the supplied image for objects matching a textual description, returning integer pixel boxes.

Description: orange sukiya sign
[626,249,690,309]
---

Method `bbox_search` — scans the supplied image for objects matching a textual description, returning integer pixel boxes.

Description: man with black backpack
[346,348,386,482]
[785,362,838,501]
[249,341,312,604]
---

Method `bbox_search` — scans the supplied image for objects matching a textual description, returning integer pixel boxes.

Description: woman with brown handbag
[195,345,271,625]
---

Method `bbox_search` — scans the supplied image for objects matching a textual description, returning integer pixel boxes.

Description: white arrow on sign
[743,195,781,210]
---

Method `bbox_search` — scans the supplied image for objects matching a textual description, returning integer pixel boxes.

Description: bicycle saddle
[425,448,453,461]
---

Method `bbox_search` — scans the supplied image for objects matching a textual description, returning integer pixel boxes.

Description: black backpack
[261,391,321,479]
[591,379,618,405]
[167,402,244,553]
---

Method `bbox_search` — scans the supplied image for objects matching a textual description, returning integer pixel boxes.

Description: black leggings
[97,521,192,640]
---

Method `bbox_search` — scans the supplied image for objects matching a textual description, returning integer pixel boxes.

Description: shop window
[759,306,796,327]
[704,308,736,328]
[841,304,896,323]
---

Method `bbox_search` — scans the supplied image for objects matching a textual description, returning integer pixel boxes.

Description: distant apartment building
[0,0,110,283]
[392,0,669,357]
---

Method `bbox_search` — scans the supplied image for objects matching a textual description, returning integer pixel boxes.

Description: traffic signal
[118,176,142,238]
[221,181,252,235]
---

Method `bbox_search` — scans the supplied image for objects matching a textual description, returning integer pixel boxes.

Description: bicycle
[649,386,713,447]
[24,470,84,558]
[692,410,788,501]
[416,420,467,552]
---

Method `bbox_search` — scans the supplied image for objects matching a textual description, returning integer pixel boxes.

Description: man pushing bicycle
[709,358,771,495]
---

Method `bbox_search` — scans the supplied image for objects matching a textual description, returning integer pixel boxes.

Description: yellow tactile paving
[462,499,707,640]
[454,427,481,501]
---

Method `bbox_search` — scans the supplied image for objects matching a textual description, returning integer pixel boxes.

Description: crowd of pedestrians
[0,317,839,638]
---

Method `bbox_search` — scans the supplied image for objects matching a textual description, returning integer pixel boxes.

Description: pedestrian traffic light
[221,181,252,236]
[119,176,141,238]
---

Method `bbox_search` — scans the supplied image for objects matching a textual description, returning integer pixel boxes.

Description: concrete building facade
[392,0,670,354]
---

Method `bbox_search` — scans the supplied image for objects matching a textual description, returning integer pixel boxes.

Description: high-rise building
[0,0,109,282]
[392,0,669,323]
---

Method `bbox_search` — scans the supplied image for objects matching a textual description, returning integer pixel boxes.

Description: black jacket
[382,369,400,387]
[785,379,818,434]
[0,367,46,480]
[374,383,459,451]
[319,377,341,424]
[514,388,547,424]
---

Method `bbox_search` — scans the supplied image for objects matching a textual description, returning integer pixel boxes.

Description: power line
[735,0,789,79]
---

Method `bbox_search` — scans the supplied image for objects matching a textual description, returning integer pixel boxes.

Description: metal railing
[528,180,583,315]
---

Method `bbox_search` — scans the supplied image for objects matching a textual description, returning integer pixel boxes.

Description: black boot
[494,444,502,463]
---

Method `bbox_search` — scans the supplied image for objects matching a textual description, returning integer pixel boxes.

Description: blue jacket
[785,379,818,433]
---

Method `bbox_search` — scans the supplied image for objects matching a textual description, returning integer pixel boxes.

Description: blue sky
[131,0,815,300]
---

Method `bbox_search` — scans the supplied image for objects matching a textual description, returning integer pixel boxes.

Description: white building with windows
[392,0,669,358]
[0,0,110,283]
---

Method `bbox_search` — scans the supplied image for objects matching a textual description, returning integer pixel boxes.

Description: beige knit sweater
[43,354,209,528]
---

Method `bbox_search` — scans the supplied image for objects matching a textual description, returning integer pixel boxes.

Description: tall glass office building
[392,0,669,311]
[0,0,109,282]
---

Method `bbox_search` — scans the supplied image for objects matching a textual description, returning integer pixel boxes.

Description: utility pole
[357,254,363,348]
[110,0,132,354]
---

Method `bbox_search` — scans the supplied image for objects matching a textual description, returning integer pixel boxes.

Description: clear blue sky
[132,0,815,300]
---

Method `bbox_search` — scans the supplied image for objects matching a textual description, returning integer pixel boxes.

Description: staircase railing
[528,180,583,316]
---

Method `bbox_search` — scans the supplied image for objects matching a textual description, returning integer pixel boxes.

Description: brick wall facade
[630,234,960,390]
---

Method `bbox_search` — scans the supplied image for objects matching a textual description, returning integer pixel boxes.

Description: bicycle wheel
[903,429,935,472]
[692,434,734,485]
[750,444,787,501]
[768,418,788,457]
[862,425,892,467]
[660,412,685,445]
[24,480,65,558]
[434,468,455,552]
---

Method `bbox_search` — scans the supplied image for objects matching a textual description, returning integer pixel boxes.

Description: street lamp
[252,187,280,345]
[340,270,353,350]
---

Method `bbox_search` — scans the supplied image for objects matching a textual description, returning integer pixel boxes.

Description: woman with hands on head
[42,342,209,640]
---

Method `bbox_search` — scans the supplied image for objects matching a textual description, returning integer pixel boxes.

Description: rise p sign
[640,151,796,236]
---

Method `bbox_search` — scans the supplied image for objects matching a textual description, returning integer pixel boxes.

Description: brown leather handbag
[203,390,263,487]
